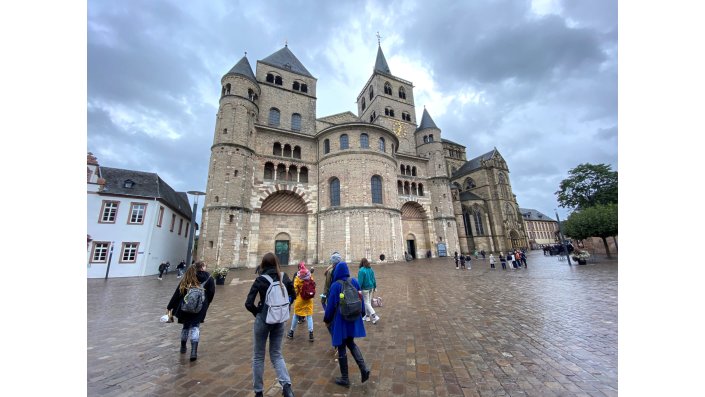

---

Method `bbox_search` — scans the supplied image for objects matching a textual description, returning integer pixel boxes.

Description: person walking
[507,252,515,269]
[158,262,167,280]
[324,261,371,387]
[166,261,216,362]
[288,261,315,342]
[459,253,466,270]
[514,251,522,269]
[245,252,296,397]
[499,252,507,270]
[489,253,495,269]
[176,260,186,278]
[454,251,459,270]
[521,251,528,268]
[357,258,380,324]
[481,250,486,260]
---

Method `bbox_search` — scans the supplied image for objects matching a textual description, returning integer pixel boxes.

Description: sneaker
[362,316,370,322]
[372,314,380,324]
[287,330,294,339]
[309,331,314,342]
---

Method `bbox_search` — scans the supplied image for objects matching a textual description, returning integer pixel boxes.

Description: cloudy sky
[87,0,617,222]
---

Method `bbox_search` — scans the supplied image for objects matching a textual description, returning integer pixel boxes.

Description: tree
[563,204,618,258]
[556,163,618,210]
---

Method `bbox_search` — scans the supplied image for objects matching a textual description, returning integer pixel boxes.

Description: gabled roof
[453,148,500,177]
[442,138,465,147]
[316,111,361,124]
[417,108,438,131]
[459,191,484,201]
[260,45,313,78]
[225,55,257,84]
[98,167,192,220]
[520,208,556,222]
[374,46,391,74]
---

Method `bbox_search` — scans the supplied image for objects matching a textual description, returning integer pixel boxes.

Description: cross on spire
[376,31,382,46]
[285,39,288,47]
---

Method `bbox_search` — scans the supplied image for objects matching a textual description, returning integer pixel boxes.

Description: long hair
[360,258,370,268]
[178,263,202,295]
[260,252,285,296]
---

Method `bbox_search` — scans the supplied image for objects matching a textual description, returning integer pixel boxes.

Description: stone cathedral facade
[196,44,528,268]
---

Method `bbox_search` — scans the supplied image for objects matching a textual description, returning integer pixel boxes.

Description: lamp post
[104,241,115,279]
[555,210,572,266]
[186,191,206,267]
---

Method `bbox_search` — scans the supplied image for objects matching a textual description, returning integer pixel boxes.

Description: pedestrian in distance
[507,252,515,269]
[244,252,296,397]
[499,252,507,270]
[489,253,495,269]
[324,261,371,387]
[474,249,479,260]
[454,251,459,269]
[466,253,472,270]
[288,261,315,342]
[514,251,522,269]
[166,261,216,361]
[459,253,466,269]
[481,250,486,260]
[176,260,186,278]
[521,251,528,268]
[357,258,380,324]
[158,262,167,280]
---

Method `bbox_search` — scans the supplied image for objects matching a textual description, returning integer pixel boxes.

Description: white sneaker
[372,314,380,324]
[362,316,370,322]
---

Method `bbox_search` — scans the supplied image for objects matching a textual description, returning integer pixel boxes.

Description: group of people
[454,250,528,270]
[158,260,188,280]
[165,251,379,397]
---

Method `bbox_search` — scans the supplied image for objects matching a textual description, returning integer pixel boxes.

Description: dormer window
[123,179,135,189]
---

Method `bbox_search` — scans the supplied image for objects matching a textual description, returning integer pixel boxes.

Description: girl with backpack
[324,261,371,387]
[245,252,296,397]
[166,261,215,361]
[287,261,315,342]
[357,258,379,324]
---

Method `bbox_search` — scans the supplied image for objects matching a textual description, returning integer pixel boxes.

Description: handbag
[372,296,383,307]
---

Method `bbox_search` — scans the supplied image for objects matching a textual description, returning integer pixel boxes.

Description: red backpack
[300,278,316,300]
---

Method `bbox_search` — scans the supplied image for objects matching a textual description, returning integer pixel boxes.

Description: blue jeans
[252,315,291,392]
[290,314,313,332]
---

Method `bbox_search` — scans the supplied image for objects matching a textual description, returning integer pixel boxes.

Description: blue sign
[437,243,447,257]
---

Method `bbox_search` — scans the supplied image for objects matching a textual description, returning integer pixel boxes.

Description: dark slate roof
[374,46,391,74]
[417,108,438,131]
[99,167,192,220]
[225,55,257,84]
[260,45,313,78]
[519,208,556,222]
[452,148,499,177]
[459,191,484,201]
[442,138,465,147]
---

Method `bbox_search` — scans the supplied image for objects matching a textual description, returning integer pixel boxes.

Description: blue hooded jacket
[323,262,366,346]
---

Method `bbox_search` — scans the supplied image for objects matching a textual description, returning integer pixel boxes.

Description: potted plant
[572,250,590,265]
[212,267,229,285]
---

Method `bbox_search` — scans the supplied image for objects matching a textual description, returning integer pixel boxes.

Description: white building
[87,153,193,278]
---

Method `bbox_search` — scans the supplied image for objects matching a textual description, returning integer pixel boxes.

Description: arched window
[301,84,308,93]
[293,81,300,91]
[276,164,287,180]
[404,181,410,195]
[360,133,369,148]
[499,172,508,198]
[428,134,434,142]
[384,82,392,95]
[400,164,405,175]
[369,86,374,100]
[291,113,302,131]
[398,86,406,99]
[384,107,395,117]
[266,73,274,83]
[273,142,282,156]
[283,144,292,157]
[504,203,516,222]
[411,182,417,196]
[340,134,349,149]
[268,108,280,126]
[397,180,403,195]
[371,175,383,204]
[248,88,255,100]
[330,178,340,207]
[474,210,485,235]
[412,166,417,176]
[406,165,411,175]
[225,83,231,95]
[274,75,283,85]
[378,137,385,152]
[361,97,366,111]
[288,165,297,182]
[464,177,476,190]
[324,139,330,154]
[418,183,424,196]
[463,210,472,236]
[402,112,410,122]
[264,162,274,180]
[423,136,428,143]
[299,167,308,183]
[369,111,376,122]
[293,146,301,159]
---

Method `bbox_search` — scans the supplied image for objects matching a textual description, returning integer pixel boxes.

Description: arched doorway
[401,202,430,260]
[258,191,308,266]
[509,230,521,250]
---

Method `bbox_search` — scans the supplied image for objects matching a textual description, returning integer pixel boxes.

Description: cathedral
[196,43,528,268]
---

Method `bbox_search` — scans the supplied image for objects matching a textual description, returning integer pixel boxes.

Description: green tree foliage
[556,163,618,210]
[563,204,618,258]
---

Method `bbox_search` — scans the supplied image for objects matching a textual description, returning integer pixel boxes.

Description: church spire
[374,45,391,74]
[417,108,438,130]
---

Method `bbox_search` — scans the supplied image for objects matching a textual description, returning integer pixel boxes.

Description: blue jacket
[357,266,376,291]
[323,262,366,346]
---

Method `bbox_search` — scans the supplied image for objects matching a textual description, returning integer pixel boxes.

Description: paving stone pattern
[88,251,617,396]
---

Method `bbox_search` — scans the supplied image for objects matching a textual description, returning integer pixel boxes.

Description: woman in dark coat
[324,261,370,387]
[166,261,215,361]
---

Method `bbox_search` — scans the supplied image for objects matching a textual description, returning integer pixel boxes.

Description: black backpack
[336,279,362,321]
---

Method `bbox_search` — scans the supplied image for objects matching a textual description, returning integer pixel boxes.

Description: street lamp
[186,191,206,267]
[554,209,572,266]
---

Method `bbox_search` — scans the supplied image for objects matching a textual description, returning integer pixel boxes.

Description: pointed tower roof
[260,45,313,78]
[417,108,438,130]
[225,55,257,84]
[374,45,391,74]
